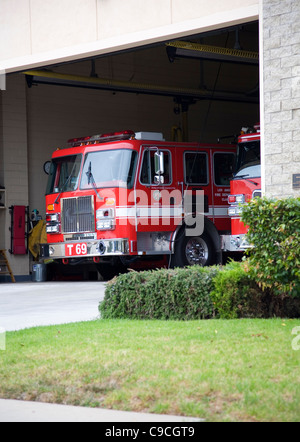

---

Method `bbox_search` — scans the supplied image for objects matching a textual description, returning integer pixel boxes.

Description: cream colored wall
[0,0,259,72]
[0,75,29,276]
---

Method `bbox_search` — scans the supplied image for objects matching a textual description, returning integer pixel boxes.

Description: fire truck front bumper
[40,239,130,260]
[221,234,252,252]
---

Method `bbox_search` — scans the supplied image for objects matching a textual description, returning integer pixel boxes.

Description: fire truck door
[211,151,236,232]
[182,149,210,216]
[136,148,178,252]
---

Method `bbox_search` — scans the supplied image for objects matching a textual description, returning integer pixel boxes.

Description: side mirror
[154,151,164,175]
[154,151,165,185]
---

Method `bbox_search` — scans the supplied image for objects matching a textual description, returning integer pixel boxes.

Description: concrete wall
[0,75,29,277]
[261,0,300,198]
[0,0,259,72]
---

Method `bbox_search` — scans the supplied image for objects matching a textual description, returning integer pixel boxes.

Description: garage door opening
[1,19,260,281]
[24,21,259,146]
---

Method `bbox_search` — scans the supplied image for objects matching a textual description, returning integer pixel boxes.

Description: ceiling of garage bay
[25,21,259,144]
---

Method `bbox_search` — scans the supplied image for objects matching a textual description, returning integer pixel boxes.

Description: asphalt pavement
[0,280,202,423]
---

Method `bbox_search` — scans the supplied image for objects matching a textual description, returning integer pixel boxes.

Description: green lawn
[0,318,299,422]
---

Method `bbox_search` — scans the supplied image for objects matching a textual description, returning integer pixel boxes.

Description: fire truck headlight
[228,207,237,216]
[228,206,244,217]
[46,213,60,222]
[46,223,60,233]
[96,208,115,230]
[235,194,245,203]
[97,219,115,230]
[46,213,61,234]
[96,208,114,219]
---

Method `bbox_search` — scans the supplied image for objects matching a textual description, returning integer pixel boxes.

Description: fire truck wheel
[173,232,214,268]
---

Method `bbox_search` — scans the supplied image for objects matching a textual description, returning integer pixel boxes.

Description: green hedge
[210,260,300,319]
[99,262,300,320]
[210,261,264,319]
[242,197,300,297]
[99,266,218,320]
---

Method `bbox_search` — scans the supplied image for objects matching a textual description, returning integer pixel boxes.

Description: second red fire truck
[222,123,261,252]
[41,130,236,279]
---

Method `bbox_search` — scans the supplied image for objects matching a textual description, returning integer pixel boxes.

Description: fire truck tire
[172,232,214,268]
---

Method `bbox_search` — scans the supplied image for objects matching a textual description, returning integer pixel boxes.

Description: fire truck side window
[140,150,172,185]
[184,152,208,185]
[46,154,82,194]
[213,153,235,186]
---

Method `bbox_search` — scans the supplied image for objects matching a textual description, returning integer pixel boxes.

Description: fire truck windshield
[234,140,260,178]
[46,154,82,195]
[80,149,138,189]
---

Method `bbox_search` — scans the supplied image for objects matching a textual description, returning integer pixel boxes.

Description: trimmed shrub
[99,266,219,320]
[210,260,300,319]
[242,197,300,297]
[210,260,263,319]
[99,246,300,321]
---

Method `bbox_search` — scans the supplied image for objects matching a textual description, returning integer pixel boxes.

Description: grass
[0,318,299,422]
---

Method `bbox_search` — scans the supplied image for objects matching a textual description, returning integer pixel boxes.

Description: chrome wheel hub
[185,237,209,266]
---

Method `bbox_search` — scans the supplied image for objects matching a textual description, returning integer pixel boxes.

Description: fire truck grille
[61,196,95,233]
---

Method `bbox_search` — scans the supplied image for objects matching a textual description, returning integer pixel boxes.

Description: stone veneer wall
[262,0,300,198]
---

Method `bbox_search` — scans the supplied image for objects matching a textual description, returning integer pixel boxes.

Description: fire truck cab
[222,123,261,252]
[41,130,236,278]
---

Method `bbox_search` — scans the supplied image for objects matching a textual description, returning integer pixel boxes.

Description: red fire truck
[222,123,261,252]
[41,130,236,279]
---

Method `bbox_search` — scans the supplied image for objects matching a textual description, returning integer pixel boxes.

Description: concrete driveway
[0,281,105,331]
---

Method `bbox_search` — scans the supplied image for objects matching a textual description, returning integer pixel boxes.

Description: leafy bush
[210,261,263,319]
[242,197,300,297]
[210,260,300,318]
[99,266,219,320]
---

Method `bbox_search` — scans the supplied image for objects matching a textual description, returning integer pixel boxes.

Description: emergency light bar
[68,130,135,147]
[240,123,260,135]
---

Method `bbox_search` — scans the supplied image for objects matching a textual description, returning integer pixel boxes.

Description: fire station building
[0,0,299,280]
